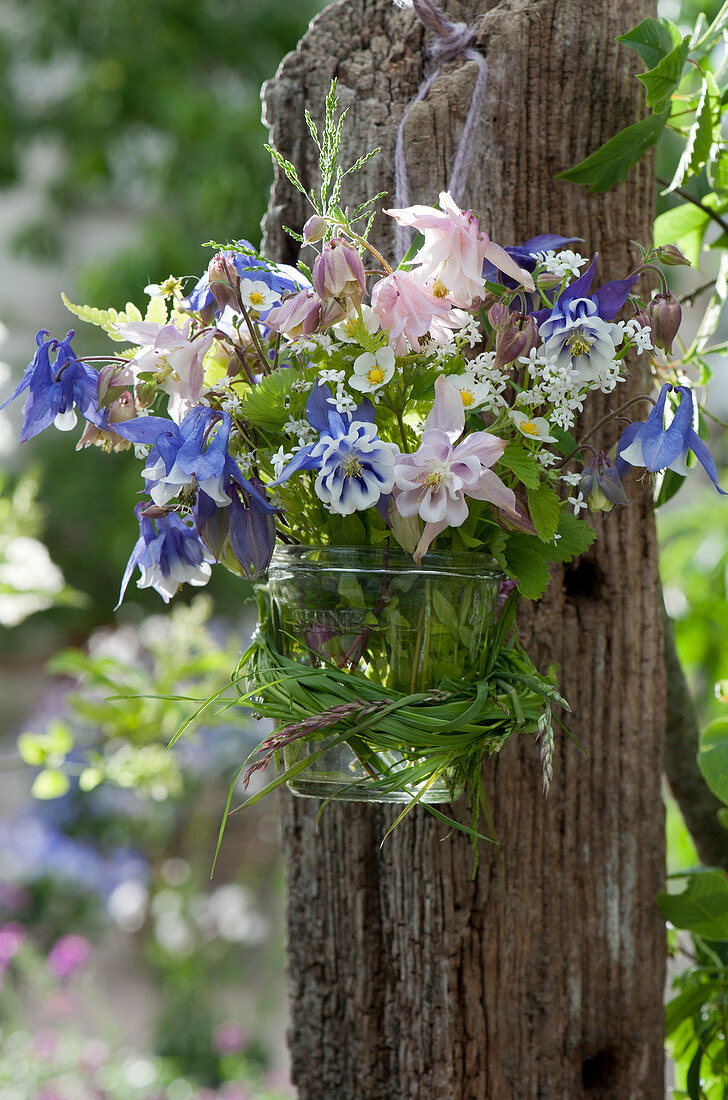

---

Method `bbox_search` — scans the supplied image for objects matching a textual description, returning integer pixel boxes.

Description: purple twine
[393,0,488,258]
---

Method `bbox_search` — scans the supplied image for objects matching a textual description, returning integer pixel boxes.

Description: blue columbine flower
[1,330,107,443]
[117,504,214,606]
[275,382,399,515]
[180,240,309,320]
[195,474,277,578]
[536,255,640,385]
[482,233,581,288]
[616,384,726,493]
[114,406,241,506]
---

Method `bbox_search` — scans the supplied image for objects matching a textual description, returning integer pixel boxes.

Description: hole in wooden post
[563,557,603,600]
[581,1048,616,1089]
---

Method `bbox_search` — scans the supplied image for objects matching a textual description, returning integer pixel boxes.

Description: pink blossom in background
[371,270,457,354]
[385,190,535,305]
[47,933,90,979]
[212,1020,250,1055]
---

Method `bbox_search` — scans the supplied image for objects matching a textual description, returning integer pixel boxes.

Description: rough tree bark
[262,1,665,1096]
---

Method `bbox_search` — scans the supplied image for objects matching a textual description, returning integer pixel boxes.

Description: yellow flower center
[460,388,475,407]
[249,291,265,306]
[342,455,362,478]
[432,278,449,299]
[519,420,538,435]
[345,319,356,336]
[565,330,593,357]
[367,367,386,385]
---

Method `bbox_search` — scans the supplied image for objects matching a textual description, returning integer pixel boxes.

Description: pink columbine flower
[385,191,535,306]
[113,319,213,424]
[393,375,519,561]
[371,270,458,355]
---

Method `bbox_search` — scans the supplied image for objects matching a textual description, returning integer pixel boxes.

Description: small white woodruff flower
[509,409,557,443]
[349,348,396,396]
[272,446,294,477]
[568,492,588,515]
[538,250,587,279]
[318,368,346,386]
[560,471,583,487]
[333,389,357,414]
[283,416,309,438]
[537,451,559,468]
[447,372,491,411]
[240,280,281,313]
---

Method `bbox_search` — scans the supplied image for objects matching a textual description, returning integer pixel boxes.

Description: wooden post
[263,2,664,1095]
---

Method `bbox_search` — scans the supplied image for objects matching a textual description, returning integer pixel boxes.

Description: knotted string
[393,0,488,257]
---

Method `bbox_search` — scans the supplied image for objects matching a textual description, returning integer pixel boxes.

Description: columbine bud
[536,271,562,289]
[656,244,690,267]
[302,215,328,245]
[579,452,628,514]
[265,290,321,337]
[312,237,366,306]
[206,253,238,312]
[494,322,528,369]
[488,302,510,329]
[135,381,157,408]
[319,298,349,331]
[649,293,682,354]
[521,315,539,356]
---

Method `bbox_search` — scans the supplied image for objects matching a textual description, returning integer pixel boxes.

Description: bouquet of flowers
[4,86,720,845]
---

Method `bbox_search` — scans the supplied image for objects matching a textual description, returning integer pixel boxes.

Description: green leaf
[46,720,74,757]
[503,537,551,600]
[667,75,718,191]
[499,442,542,488]
[665,984,715,1036]
[237,368,303,432]
[654,467,686,508]
[657,870,728,939]
[31,769,71,800]
[637,36,690,113]
[550,512,597,564]
[617,18,682,71]
[432,589,459,634]
[61,292,140,342]
[712,150,728,193]
[718,808,728,829]
[556,111,669,193]
[145,295,168,325]
[699,717,728,807]
[526,482,561,542]
[17,732,48,766]
[79,767,103,792]
[653,201,716,267]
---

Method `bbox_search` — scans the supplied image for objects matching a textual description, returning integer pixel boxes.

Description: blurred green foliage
[0,0,325,647]
[0,0,324,303]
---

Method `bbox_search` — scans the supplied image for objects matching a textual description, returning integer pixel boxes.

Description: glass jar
[255,545,504,803]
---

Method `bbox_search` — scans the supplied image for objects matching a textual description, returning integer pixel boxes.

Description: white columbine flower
[509,409,557,443]
[240,280,281,312]
[349,348,396,395]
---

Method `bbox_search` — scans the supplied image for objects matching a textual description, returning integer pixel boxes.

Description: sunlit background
[0,0,725,1097]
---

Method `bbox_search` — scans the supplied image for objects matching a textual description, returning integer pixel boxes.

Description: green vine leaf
[657,870,728,940]
[617,17,683,71]
[526,482,561,542]
[667,73,719,192]
[637,36,691,113]
[556,111,669,192]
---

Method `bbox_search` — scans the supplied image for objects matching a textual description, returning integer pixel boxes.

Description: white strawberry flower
[509,409,557,443]
[446,372,492,411]
[349,348,396,395]
[240,280,281,312]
